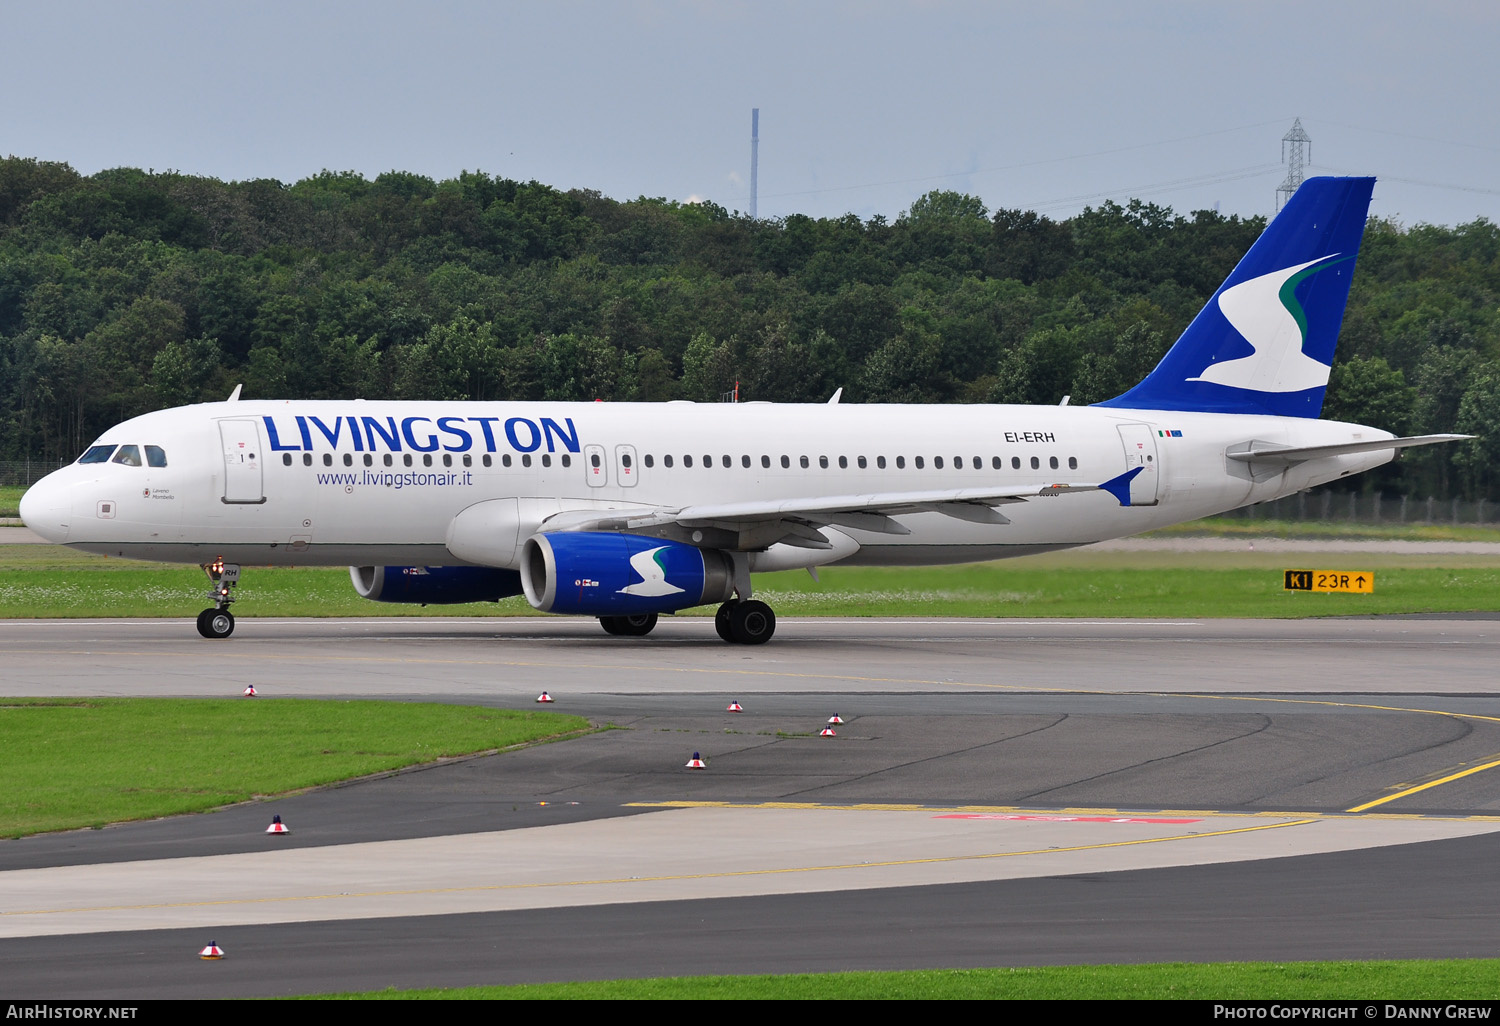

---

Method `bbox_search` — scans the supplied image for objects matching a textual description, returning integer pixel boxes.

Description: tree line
[1,156,1497,498]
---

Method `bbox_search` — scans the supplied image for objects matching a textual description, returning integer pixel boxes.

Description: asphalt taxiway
[4,616,1500,997]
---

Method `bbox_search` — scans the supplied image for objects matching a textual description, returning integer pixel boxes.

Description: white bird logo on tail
[618,546,684,597]
[1190,254,1344,394]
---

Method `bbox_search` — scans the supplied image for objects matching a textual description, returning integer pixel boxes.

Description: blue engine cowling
[520,532,735,615]
[349,565,524,604]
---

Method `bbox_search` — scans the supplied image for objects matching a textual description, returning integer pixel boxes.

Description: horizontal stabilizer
[1226,434,1471,468]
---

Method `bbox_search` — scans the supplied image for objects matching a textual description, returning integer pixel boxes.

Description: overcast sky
[3,1,1497,227]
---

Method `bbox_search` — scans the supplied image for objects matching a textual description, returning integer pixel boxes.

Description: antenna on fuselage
[226,384,243,402]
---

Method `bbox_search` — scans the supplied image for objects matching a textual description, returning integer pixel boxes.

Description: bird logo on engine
[617,547,685,597]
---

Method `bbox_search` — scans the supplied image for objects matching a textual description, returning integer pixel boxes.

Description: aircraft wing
[539,471,1139,549]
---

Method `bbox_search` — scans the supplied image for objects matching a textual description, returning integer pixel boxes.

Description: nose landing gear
[196,560,240,639]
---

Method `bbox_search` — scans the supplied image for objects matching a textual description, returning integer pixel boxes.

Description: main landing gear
[196,559,240,639]
[599,613,658,637]
[714,599,776,645]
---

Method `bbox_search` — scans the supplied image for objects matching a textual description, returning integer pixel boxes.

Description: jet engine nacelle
[520,532,735,615]
[350,565,524,604]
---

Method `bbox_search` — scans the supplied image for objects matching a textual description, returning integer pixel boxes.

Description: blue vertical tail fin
[1096,176,1375,418]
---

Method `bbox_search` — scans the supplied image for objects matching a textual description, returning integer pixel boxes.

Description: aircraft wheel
[198,608,235,639]
[728,600,775,645]
[601,613,658,637]
[617,612,658,636]
[715,601,737,642]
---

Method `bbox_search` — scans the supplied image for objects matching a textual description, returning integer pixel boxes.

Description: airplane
[18,176,1466,645]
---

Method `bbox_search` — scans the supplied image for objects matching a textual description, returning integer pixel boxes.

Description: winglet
[827,387,843,405]
[1099,467,1143,506]
[227,384,243,402]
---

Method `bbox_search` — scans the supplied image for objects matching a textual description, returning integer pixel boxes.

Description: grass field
[1153,516,1500,543]
[0,698,590,837]
[1,542,1498,619]
[323,960,1500,999]
[0,486,22,518]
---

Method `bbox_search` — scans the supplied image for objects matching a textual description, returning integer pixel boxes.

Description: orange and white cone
[827,714,843,724]
[199,941,224,960]
[243,685,256,697]
[820,726,837,737]
[686,751,707,769]
[536,691,554,703]
[266,814,289,835]
[727,701,743,712]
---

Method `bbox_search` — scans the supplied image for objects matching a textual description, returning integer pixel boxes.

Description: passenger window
[146,445,168,467]
[323,453,333,466]
[542,454,552,467]
[819,456,829,469]
[703,455,712,468]
[644,454,654,468]
[877,456,886,469]
[442,454,451,467]
[1012,456,1021,470]
[462,454,472,467]
[561,454,571,467]
[364,453,374,467]
[664,454,674,468]
[742,455,751,468]
[402,454,412,467]
[1068,456,1078,470]
[839,456,848,469]
[915,456,925,469]
[1031,456,1040,470]
[761,455,770,468]
[591,453,601,467]
[422,454,432,467]
[622,454,632,468]
[1050,456,1059,470]
[303,453,312,466]
[383,454,393,467]
[484,454,494,467]
[77,445,117,464]
[972,456,981,470]
[992,456,1001,470]
[685,455,694,467]
[522,454,532,467]
[781,455,790,468]
[896,456,905,469]
[799,456,809,469]
[857,456,867,469]
[344,454,353,467]
[112,445,142,467]
[282,453,292,466]
[722,455,731,468]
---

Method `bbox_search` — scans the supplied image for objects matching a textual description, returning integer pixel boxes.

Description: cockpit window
[111,445,142,467]
[78,445,117,464]
[145,445,167,467]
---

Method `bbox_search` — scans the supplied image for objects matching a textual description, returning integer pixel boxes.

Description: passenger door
[218,420,265,504]
[1116,424,1160,506]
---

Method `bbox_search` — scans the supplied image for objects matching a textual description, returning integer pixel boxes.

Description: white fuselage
[20,399,1395,570]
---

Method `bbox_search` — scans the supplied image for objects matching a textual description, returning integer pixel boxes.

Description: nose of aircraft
[18,473,70,543]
